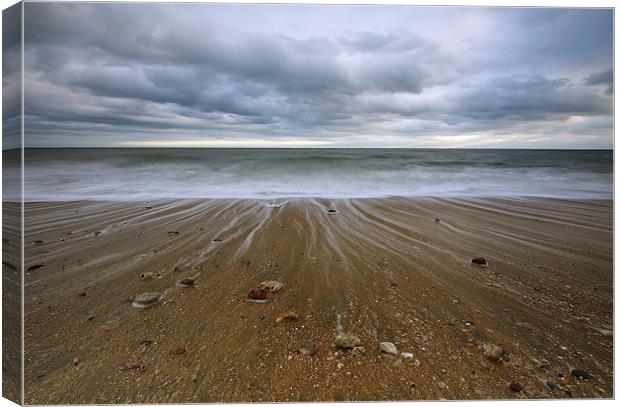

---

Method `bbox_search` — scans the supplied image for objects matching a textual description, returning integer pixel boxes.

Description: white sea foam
[11,148,613,201]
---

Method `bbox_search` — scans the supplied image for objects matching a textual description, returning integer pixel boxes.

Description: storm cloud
[15,3,614,148]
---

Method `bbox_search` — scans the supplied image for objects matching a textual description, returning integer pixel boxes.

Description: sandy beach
[20,197,613,403]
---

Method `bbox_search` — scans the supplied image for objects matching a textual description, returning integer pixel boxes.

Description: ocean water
[9,148,614,201]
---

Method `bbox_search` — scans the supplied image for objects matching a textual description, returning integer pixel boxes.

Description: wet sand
[21,197,613,403]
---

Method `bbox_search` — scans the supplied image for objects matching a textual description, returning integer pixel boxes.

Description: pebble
[258,313,266,320]
[509,382,523,392]
[380,342,398,355]
[176,278,195,287]
[247,288,268,302]
[543,379,562,390]
[294,341,316,356]
[335,333,361,350]
[436,381,447,389]
[138,340,154,347]
[414,359,421,367]
[171,347,187,355]
[401,352,414,359]
[275,311,299,323]
[594,327,613,337]
[464,320,474,326]
[139,272,155,281]
[471,257,487,266]
[483,343,503,361]
[531,357,550,369]
[258,280,284,293]
[85,315,96,321]
[570,368,591,380]
[132,292,163,308]
[352,346,365,357]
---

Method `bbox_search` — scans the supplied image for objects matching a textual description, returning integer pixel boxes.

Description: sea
[3,148,614,201]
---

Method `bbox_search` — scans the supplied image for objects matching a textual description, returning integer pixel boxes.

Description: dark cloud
[14,3,614,148]
[584,69,613,94]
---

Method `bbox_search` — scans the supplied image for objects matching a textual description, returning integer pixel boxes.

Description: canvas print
[1,1,614,404]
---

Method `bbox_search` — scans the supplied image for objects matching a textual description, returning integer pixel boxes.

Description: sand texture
[22,197,613,403]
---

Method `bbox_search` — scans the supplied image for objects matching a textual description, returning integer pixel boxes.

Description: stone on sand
[334,333,361,350]
[380,342,398,355]
[258,280,284,293]
[471,257,488,266]
[247,288,268,301]
[132,292,163,307]
[177,278,195,287]
[275,310,299,323]
[483,343,503,361]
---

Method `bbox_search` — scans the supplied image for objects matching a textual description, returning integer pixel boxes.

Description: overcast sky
[11,3,615,148]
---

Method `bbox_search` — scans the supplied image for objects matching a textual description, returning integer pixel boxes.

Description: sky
[3,3,614,148]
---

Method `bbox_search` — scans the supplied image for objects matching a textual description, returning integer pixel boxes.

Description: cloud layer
[16,3,614,148]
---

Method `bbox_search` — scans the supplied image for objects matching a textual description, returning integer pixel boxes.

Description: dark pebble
[27,264,46,271]
[571,368,591,379]
[86,315,96,321]
[259,313,266,320]
[471,257,487,266]
[177,278,195,287]
[247,288,268,301]
[509,382,523,392]
[138,340,154,347]
[78,292,87,297]
[327,209,338,213]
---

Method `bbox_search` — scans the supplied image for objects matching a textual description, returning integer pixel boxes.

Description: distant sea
[4,148,614,201]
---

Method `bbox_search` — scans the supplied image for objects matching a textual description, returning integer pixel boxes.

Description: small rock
[293,340,316,356]
[401,352,414,359]
[464,320,474,326]
[483,343,503,361]
[78,292,87,297]
[570,368,591,380]
[247,288,268,302]
[176,278,195,287]
[258,280,284,293]
[258,313,266,320]
[73,358,80,366]
[275,310,299,323]
[144,206,152,209]
[532,357,550,369]
[167,231,180,236]
[212,238,223,242]
[543,379,562,390]
[471,257,487,266]
[139,272,154,281]
[171,347,187,355]
[138,340,154,347]
[380,342,398,355]
[434,218,440,223]
[594,327,613,337]
[352,346,365,357]
[132,292,163,308]
[85,315,96,321]
[414,359,421,367]
[436,381,447,389]
[34,240,44,244]
[27,264,45,271]
[327,209,338,213]
[509,382,523,392]
[335,333,361,350]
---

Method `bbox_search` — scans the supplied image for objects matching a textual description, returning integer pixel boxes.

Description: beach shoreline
[18,196,613,402]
